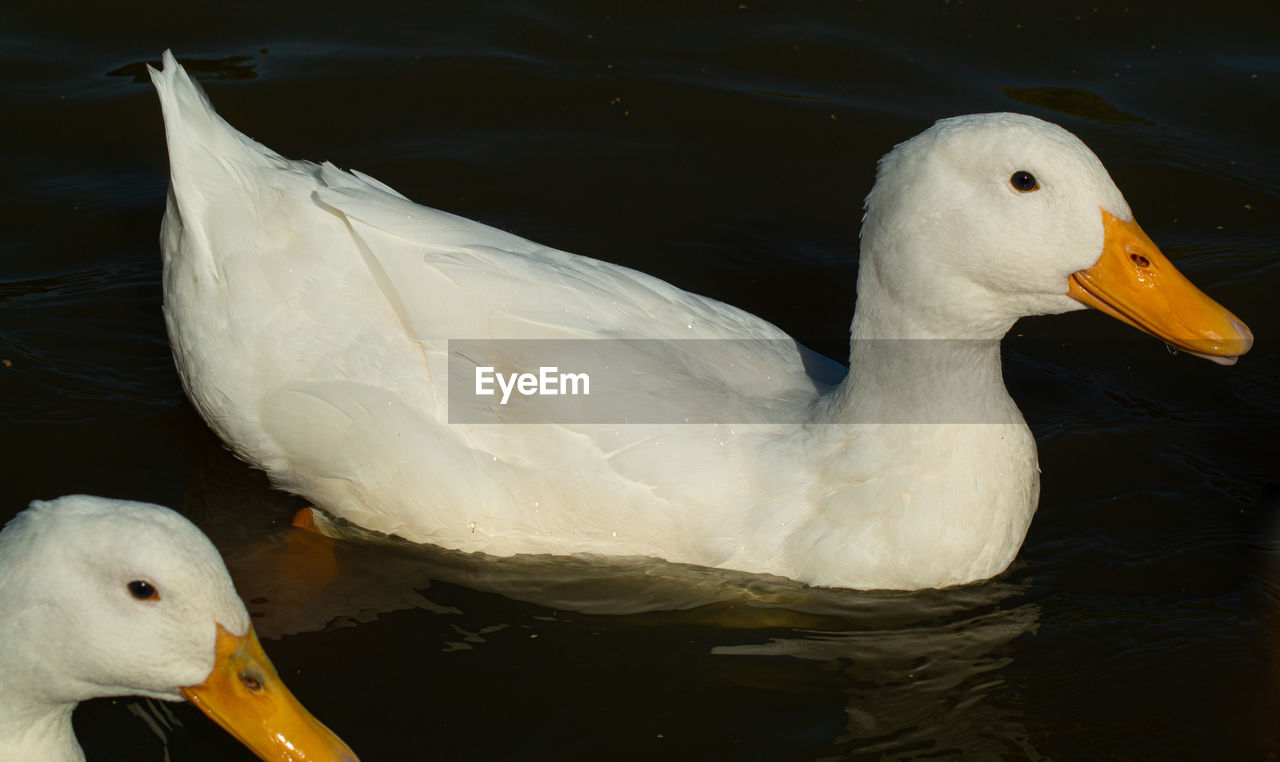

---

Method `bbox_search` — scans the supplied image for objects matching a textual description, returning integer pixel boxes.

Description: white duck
[0,495,358,761]
[151,51,1251,590]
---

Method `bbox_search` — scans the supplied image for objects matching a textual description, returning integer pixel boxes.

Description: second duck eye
[1010,171,1039,192]
[127,580,160,601]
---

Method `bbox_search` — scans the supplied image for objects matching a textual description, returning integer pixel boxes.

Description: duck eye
[1010,171,1039,192]
[127,580,159,601]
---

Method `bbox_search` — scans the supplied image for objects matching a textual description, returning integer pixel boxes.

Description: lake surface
[3,1,1279,759]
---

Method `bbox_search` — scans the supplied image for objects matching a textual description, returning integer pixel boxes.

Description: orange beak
[181,624,358,761]
[1067,210,1252,364]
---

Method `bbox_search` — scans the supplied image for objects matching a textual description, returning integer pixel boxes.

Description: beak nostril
[1129,253,1151,268]
[239,671,263,693]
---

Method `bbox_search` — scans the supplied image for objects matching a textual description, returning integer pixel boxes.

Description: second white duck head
[0,495,358,761]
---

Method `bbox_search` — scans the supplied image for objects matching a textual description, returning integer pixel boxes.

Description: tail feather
[150,51,288,279]
[149,50,283,174]
[150,51,288,224]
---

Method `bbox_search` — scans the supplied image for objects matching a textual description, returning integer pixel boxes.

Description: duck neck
[0,588,84,761]
[821,278,1021,426]
[0,694,81,762]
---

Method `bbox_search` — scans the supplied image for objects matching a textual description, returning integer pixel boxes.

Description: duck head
[856,112,1251,362]
[0,496,357,761]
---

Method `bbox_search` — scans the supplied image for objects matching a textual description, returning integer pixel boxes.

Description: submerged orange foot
[291,506,323,533]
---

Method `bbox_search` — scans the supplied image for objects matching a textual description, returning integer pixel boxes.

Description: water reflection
[718,605,1040,760]
[183,445,1040,758]
[107,55,259,83]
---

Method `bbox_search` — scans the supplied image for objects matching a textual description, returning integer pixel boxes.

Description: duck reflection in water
[185,455,1041,760]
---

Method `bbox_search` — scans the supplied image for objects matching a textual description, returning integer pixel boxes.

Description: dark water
[3,1,1279,759]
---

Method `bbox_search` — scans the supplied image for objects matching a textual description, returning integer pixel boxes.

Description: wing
[307,164,847,413]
